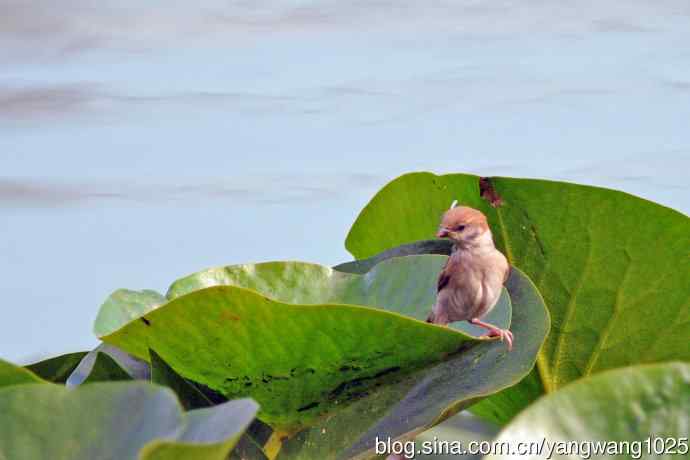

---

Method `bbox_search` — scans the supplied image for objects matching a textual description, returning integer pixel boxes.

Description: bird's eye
[456,225,466,231]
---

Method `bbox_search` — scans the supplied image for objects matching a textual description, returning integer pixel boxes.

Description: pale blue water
[1,1,689,362]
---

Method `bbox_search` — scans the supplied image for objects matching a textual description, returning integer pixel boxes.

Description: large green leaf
[94,256,516,433]
[0,359,48,388]
[165,255,510,336]
[93,254,550,458]
[485,362,690,460]
[98,287,478,433]
[277,268,548,460]
[345,172,690,420]
[0,381,257,460]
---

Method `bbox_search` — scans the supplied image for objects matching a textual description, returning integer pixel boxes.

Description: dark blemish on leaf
[261,374,289,384]
[244,382,253,387]
[372,366,401,379]
[140,317,151,326]
[290,367,316,377]
[330,378,364,399]
[479,177,503,207]
[372,350,393,358]
[432,178,446,191]
[297,401,320,412]
[339,365,362,372]
[329,366,401,399]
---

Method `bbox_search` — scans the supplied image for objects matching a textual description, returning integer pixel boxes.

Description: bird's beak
[437,227,450,238]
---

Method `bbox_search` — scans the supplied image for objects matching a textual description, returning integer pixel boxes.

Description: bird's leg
[469,318,513,351]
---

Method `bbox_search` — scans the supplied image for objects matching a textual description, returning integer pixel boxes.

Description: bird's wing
[437,257,457,292]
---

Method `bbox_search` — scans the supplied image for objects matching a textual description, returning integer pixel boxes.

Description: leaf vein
[552,228,593,389]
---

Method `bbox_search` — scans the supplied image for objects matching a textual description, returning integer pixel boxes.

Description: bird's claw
[484,328,513,351]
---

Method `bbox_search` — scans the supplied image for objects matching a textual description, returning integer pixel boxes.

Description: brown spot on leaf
[479,177,503,207]
[140,317,151,326]
[220,311,241,322]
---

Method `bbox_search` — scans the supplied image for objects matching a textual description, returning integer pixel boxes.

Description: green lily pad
[277,267,548,460]
[0,381,257,460]
[344,172,690,422]
[485,362,690,460]
[25,352,87,384]
[94,255,518,433]
[0,359,48,388]
[97,284,479,433]
[165,255,510,336]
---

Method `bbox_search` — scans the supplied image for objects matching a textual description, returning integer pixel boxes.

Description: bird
[426,202,513,350]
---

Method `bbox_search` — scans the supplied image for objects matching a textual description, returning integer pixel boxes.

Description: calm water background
[1,1,689,363]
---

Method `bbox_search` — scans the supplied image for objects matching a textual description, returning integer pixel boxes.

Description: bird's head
[437,205,491,248]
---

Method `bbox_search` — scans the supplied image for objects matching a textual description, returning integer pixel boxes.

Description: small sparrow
[426,203,513,350]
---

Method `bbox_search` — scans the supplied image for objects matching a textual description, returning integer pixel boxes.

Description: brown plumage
[427,205,513,350]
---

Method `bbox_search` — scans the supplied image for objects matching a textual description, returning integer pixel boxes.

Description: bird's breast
[447,251,505,320]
